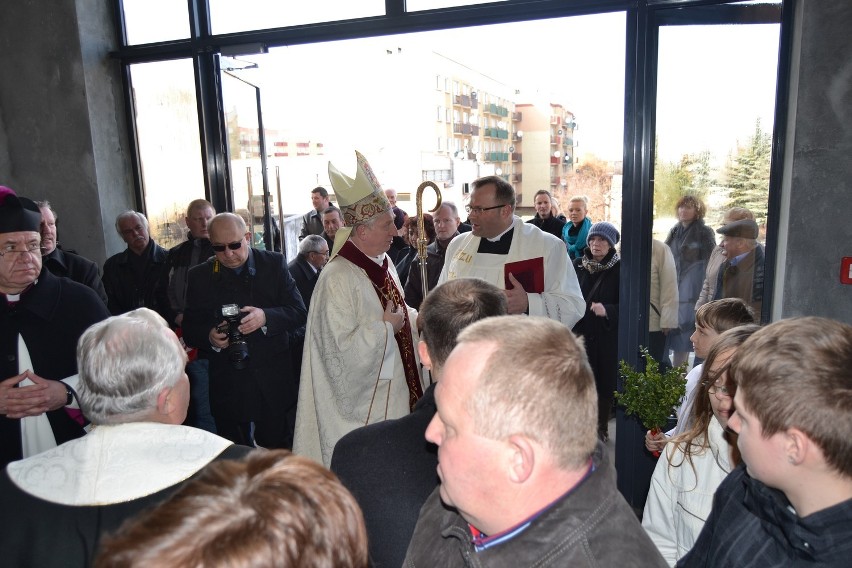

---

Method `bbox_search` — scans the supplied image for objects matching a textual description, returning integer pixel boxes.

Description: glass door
[618,0,783,511]
[220,57,279,252]
[652,4,780,373]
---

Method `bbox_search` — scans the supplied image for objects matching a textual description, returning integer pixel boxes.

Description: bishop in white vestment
[294,151,423,466]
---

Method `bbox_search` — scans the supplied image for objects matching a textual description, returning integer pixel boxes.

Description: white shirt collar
[486,220,516,243]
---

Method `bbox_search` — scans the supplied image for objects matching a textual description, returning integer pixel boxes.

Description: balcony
[512,132,522,142]
[551,136,561,144]
[550,156,560,165]
[453,122,464,134]
[454,94,471,107]
[471,125,480,136]
[512,111,522,121]
[485,151,509,162]
[551,177,560,185]
[511,152,522,162]
[462,123,472,135]
[471,98,478,110]
[511,173,522,183]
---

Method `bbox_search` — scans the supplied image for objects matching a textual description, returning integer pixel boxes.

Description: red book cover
[504,257,544,293]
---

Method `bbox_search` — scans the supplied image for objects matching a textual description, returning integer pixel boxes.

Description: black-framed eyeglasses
[212,241,243,252]
[465,204,506,215]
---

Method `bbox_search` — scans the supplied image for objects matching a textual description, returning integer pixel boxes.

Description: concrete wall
[773,0,852,323]
[0,0,134,265]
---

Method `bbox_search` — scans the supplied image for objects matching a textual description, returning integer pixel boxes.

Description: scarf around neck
[581,248,620,274]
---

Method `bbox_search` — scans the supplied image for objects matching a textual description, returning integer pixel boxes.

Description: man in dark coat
[299,186,330,240]
[526,189,565,239]
[332,278,507,568]
[183,213,306,449]
[321,206,342,252]
[36,200,107,304]
[161,199,217,432]
[0,187,110,467]
[102,210,168,317]
[288,234,329,310]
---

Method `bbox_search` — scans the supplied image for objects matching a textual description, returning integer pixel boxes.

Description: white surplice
[439,216,585,328]
[293,252,422,466]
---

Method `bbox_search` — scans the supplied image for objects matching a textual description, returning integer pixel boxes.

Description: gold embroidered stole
[338,241,422,410]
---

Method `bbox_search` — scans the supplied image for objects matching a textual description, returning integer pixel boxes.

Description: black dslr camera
[217,304,250,370]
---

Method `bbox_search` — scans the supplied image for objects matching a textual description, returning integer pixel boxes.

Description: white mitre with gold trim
[327,150,392,257]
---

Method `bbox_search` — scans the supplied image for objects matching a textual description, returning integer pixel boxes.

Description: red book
[504,257,544,293]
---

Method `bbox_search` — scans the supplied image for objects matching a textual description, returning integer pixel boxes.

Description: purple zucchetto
[0,186,42,234]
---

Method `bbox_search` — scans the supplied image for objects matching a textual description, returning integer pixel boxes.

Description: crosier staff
[415,181,442,302]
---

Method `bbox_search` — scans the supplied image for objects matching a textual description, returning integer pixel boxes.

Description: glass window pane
[129,59,205,250]
[209,0,384,35]
[218,13,624,225]
[121,0,189,45]
[406,0,506,12]
[653,22,780,368]
[221,69,280,251]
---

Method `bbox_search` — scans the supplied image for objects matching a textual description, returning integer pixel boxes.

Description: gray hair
[440,201,460,219]
[299,234,327,256]
[77,308,187,424]
[114,211,149,234]
[35,200,57,222]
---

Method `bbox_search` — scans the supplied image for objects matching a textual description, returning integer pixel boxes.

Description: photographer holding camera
[183,213,306,449]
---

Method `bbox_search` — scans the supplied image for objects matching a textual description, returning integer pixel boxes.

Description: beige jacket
[651,239,679,332]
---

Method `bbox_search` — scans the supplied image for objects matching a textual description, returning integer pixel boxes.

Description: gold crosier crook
[415,181,442,302]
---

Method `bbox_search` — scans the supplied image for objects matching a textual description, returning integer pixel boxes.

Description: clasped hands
[383,301,405,334]
[209,306,266,349]
[0,371,67,419]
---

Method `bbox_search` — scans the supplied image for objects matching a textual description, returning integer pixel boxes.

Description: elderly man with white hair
[289,234,329,309]
[0,308,252,568]
[102,210,169,316]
